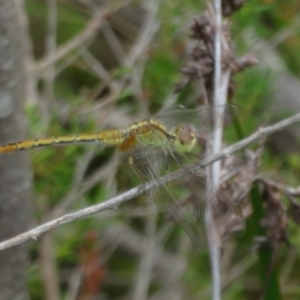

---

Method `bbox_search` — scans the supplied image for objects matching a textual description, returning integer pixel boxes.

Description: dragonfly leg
[127,155,148,195]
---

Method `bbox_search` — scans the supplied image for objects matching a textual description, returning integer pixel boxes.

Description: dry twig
[34,3,130,75]
[1,111,300,251]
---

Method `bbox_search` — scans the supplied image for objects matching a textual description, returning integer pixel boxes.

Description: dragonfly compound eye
[178,124,196,145]
[173,124,196,153]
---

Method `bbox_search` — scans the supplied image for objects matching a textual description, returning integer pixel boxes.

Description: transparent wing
[119,144,244,247]
[214,186,245,239]
[154,104,238,132]
[119,145,166,181]
[118,131,197,182]
[119,142,209,247]
[153,170,245,248]
[117,104,243,246]
[154,170,208,248]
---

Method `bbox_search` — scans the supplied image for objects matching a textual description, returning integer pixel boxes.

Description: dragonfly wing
[155,104,238,133]
[213,187,246,239]
[119,139,210,247]
[119,145,166,181]
[118,125,170,181]
[156,171,245,248]
[118,139,196,182]
[154,170,209,248]
[117,120,244,246]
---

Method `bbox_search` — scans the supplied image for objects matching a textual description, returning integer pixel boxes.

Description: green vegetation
[21,0,300,299]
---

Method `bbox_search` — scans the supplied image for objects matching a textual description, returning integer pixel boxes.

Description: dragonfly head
[173,124,196,153]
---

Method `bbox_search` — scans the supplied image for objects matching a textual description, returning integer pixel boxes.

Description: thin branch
[80,49,110,80]
[270,13,300,47]
[39,233,60,300]
[44,158,118,221]
[255,176,300,196]
[208,1,228,299]
[79,48,120,100]
[101,223,182,283]
[41,0,57,127]
[201,254,256,298]
[128,3,160,111]
[44,0,57,102]
[131,204,157,300]
[34,3,130,75]
[101,19,127,65]
[13,0,38,105]
[1,111,300,251]
[55,48,85,76]
[126,1,160,67]
[73,2,160,116]
[65,268,82,300]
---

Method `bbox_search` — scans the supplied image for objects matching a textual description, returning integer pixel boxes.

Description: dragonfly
[0,104,243,246]
[0,104,230,157]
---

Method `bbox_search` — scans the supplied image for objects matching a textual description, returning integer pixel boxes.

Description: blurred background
[1,0,300,299]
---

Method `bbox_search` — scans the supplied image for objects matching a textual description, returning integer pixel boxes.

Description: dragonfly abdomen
[0,135,95,153]
[0,130,125,154]
[96,129,125,145]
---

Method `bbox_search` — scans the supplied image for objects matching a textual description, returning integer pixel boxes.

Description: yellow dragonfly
[0,104,228,158]
[0,104,242,245]
[0,104,229,182]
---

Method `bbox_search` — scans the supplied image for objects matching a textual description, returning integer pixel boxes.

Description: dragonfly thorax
[172,124,196,153]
